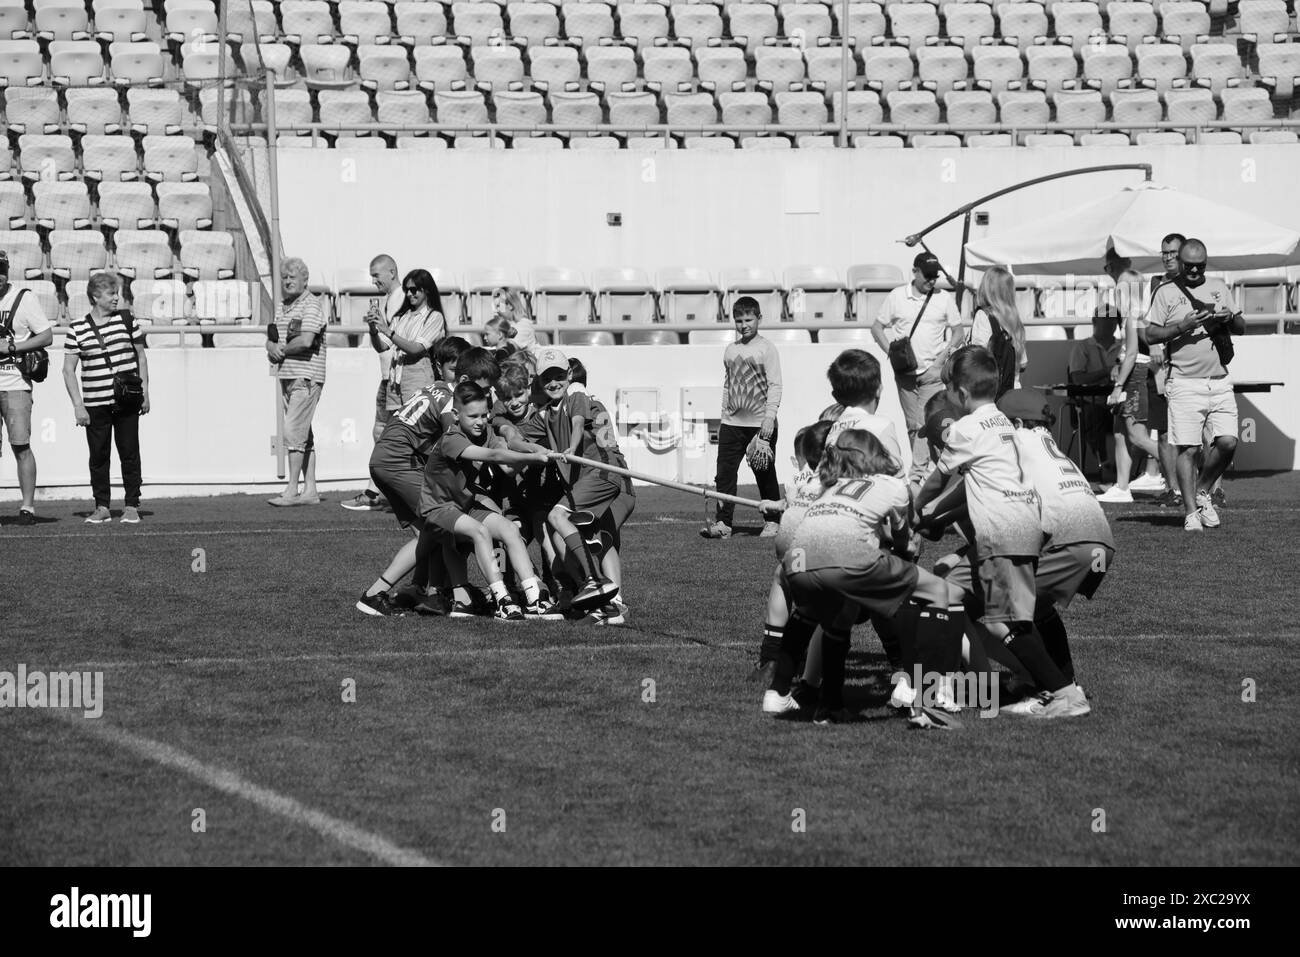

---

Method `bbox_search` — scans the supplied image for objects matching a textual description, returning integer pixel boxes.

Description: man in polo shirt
[0,249,53,525]
[266,257,327,506]
[1144,238,1244,532]
[870,251,966,486]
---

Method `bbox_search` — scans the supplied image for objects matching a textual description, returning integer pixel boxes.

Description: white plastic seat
[659,266,721,323]
[142,135,200,182]
[239,40,293,78]
[3,88,60,135]
[720,266,784,321]
[339,1,397,46]
[49,39,107,86]
[885,2,940,54]
[886,88,940,125]
[617,3,670,49]
[18,134,76,182]
[180,42,237,89]
[549,90,602,126]
[281,0,338,45]
[862,45,914,96]
[755,46,806,91]
[741,135,792,148]
[727,2,781,53]
[585,45,637,91]
[50,230,108,280]
[97,181,157,230]
[0,183,28,228]
[1051,1,1105,54]
[0,40,45,88]
[683,136,736,149]
[671,5,725,49]
[1220,85,1273,123]
[157,181,214,231]
[376,90,432,134]
[606,90,659,125]
[415,46,469,91]
[531,267,593,324]
[642,46,693,90]
[1134,43,1187,95]
[114,229,173,280]
[848,262,904,321]
[804,47,857,94]
[395,2,449,44]
[1134,130,1186,144]
[593,266,658,324]
[33,181,91,230]
[568,134,621,149]
[527,45,580,91]
[300,44,354,88]
[0,232,44,278]
[916,44,969,99]
[1256,43,1300,105]
[775,90,829,125]
[782,3,834,46]
[271,89,315,129]
[943,2,995,54]
[34,4,90,43]
[1157,2,1210,53]
[193,280,254,325]
[694,46,746,91]
[1190,43,1246,98]
[179,229,235,279]
[163,4,218,44]
[995,2,1048,52]
[471,44,525,89]
[1237,0,1292,43]
[784,265,846,322]
[108,40,166,86]
[1107,1,1157,52]
[320,89,376,137]
[1026,44,1078,98]
[511,135,563,150]
[944,89,996,126]
[126,88,184,135]
[452,2,506,46]
[831,89,884,124]
[358,45,413,92]
[971,45,1025,94]
[434,89,489,124]
[493,90,547,125]
[1081,43,1133,101]
[1162,86,1215,123]
[719,90,773,125]
[663,90,719,129]
[834,2,888,50]
[226,0,277,45]
[1052,88,1105,125]
[508,3,562,47]
[1110,87,1161,125]
[81,134,140,182]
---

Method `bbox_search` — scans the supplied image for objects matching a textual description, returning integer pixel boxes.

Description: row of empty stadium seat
[1,179,213,230]
[2,132,205,181]
[10,275,253,326]
[0,227,235,280]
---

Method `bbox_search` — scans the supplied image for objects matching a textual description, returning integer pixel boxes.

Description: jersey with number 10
[1016,427,1115,549]
[370,381,454,471]
[790,474,910,570]
[936,403,1043,559]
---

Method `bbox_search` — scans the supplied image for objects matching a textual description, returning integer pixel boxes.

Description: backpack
[984,311,1017,399]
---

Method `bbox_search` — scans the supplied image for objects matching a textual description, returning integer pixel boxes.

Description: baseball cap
[997,388,1052,424]
[537,347,568,375]
[913,252,941,279]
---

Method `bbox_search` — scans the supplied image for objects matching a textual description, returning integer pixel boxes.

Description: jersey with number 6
[936,402,1043,559]
[370,381,455,472]
[790,475,910,570]
[1016,427,1115,549]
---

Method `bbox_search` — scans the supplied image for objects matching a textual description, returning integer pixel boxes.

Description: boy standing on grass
[702,296,783,540]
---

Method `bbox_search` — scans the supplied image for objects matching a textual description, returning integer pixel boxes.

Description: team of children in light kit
[355,307,1113,729]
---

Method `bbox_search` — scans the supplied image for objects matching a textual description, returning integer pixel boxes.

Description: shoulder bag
[0,283,50,383]
[86,311,146,415]
[887,288,935,377]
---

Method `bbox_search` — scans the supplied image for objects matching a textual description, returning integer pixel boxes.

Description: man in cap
[0,249,54,525]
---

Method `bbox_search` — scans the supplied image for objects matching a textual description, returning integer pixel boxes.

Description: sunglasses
[1182,262,1206,271]
[404,286,421,293]
[1161,251,1180,257]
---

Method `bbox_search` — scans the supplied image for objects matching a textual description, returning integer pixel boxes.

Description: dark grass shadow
[0,514,59,526]
[70,509,157,521]
[1114,513,1193,527]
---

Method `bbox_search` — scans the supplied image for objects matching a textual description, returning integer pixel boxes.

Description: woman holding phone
[372,269,445,409]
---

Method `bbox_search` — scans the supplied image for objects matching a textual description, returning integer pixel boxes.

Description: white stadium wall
[3,336,1295,499]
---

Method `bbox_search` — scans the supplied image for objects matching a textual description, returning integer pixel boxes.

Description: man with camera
[0,249,53,525]
[1143,239,1245,532]
[871,251,966,486]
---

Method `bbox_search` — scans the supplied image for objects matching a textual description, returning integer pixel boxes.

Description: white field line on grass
[51,711,441,867]
[70,639,753,671]
[3,517,697,540]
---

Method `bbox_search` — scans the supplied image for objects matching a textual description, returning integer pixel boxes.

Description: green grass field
[2,474,1298,866]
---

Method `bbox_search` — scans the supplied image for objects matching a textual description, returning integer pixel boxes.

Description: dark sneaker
[699,521,732,539]
[17,508,36,526]
[570,577,619,615]
[494,595,525,621]
[524,599,566,620]
[341,492,385,511]
[588,600,628,626]
[356,592,406,617]
[469,589,495,616]
[393,587,446,616]
[448,600,479,618]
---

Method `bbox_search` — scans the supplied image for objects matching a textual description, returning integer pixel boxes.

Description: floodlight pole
[902,164,1154,309]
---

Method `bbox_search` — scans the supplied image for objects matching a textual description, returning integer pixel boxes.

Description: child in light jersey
[824,349,905,472]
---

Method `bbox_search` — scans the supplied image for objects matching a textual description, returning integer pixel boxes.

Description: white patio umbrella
[964,182,1300,275]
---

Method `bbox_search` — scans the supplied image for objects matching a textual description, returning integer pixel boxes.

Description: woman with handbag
[62,272,149,524]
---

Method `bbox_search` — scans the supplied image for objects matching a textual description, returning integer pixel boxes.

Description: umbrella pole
[956,210,972,312]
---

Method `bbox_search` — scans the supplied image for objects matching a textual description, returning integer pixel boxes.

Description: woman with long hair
[375,268,445,408]
[492,286,537,355]
[971,265,1028,391]
[1098,268,1163,502]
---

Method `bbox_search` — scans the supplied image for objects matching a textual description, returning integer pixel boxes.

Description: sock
[489,580,510,601]
[1003,624,1069,693]
[760,623,784,664]
[365,576,395,599]
[520,576,542,605]
[801,629,824,688]
[772,611,818,696]
[872,613,903,672]
[914,604,954,677]
[941,605,968,675]
[1034,603,1075,683]
[820,627,850,711]
[891,601,921,674]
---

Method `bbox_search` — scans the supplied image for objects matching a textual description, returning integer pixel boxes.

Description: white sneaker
[1195,490,1221,528]
[1001,692,1052,716]
[888,672,916,709]
[1024,685,1092,719]
[1184,512,1204,532]
[759,521,780,538]
[1096,486,1134,504]
[1129,473,1166,493]
[762,689,800,716]
[933,679,963,714]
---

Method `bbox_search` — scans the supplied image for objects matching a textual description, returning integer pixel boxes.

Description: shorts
[1146,375,1168,434]
[0,389,33,446]
[1166,376,1237,447]
[370,463,423,530]
[373,380,392,440]
[279,377,323,453]
[783,552,920,623]
[567,468,622,514]
[423,500,499,536]
[972,553,1038,625]
[1035,543,1113,610]
[1114,363,1149,427]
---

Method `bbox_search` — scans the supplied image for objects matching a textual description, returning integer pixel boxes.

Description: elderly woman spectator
[375,269,445,409]
[62,271,149,524]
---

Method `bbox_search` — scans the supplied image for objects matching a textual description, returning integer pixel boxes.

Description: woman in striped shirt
[62,272,149,524]
[373,269,445,409]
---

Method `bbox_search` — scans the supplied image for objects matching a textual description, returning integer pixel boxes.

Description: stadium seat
[531,267,593,324]
[1163,86,1216,123]
[180,229,235,279]
[179,40,236,90]
[727,3,781,54]
[1052,88,1105,125]
[225,0,277,44]
[848,262,904,322]
[593,267,659,324]
[618,3,671,49]
[741,135,793,148]
[142,135,199,182]
[560,3,615,48]
[18,134,76,183]
[66,89,126,138]
[804,47,856,94]
[1081,43,1133,101]
[1237,0,1293,45]
[1106,1,1157,53]
[832,89,884,123]
[782,3,835,47]
[606,90,659,125]
[776,89,830,124]
[996,1,1049,52]
[49,40,107,86]
[395,2,449,45]
[434,89,489,124]
[34,4,90,44]
[80,134,139,182]
[97,181,156,230]
[1134,42,1188,95]
[320,89,377,138]
[359,46,413,92]
[300,44,354,88]
[886,3,940,54]
[0,40,46,87]
[50,230,108,280]
[997,89,1050,140]
[1110,87,1161,126]
[1248,129,1298,144]
[586,45,637,92]
[33,181,91,230]
[126,88,184,135]
[568,134,621,149]
[1190,43,1246,98]
[270,89,315,132]
[4,88,60,135]
[886,89,940,128]
[659,266,721,323]
[683,135,737,150]
[720,266,784,321]
[1219,85,1271,124]
[528,46,580,92]
[0,182,29,229]
[624,329,681,345]
[508,3,562,47]
[1197,130,1242,143]
[511,135,563,150]
[450,133,505,148]
[1023,132,1075,145]
[863,45,915,95]
[664,90,719,130]
[0,231,44,278]
[0,6,27,42]
[720,90,773,125]
[281,0,338,45]
[451,4,506,48]
[1027,44,1079,98]
[672,5,726,51]
[1256,43,1300,107]
[1051,1,1105,54]
[972,45,1026,94]
[472,45,525,91]
[415,46,470,92]
[396,136,450,150]
[643,45,693,91]
[339,1,397,47]
[835,3,888,51]
[943,3,996,55]
[376,90,432,134]
[687,328,736,345]
[966,132,1015,146]
[114,229,173,279]
[945,89,997,127]
[1134,130,1186,143]
[494,89,547,127]
[239,41,293,79]
[549,90,602,126]
[695,46,747,92]
[1078,131,1132,144]
[784,265,846,322]
[755,46,807,92]
[18,278,60,323]
[108,41,166,86]
[916,44,968,99]
[1157,1,1209,53]
[1235,274,1290,316]
[157,181,213,232]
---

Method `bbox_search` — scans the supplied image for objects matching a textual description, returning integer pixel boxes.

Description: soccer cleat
[1000,691,1053,716]
[1129,473,1167,493]
[1096,486,1133,504]
[1183,512,1204,532]
[341,491,385,511]
[759,521,780,538]
[589,599,628,626]
[570,577,619,615]
[84,506,112,524]
[356,591,406,617]
[699,521,732,540]
[494,595,525,621]
[762,689,801,716]
[1023,686,1092,719]
[747,659,777,685]
[17,508,36,526]
[888,672,916,710]
[813,706,863,725]
[524,598,566,620]
[907,706,964,730]
[1195,491,1221,528]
